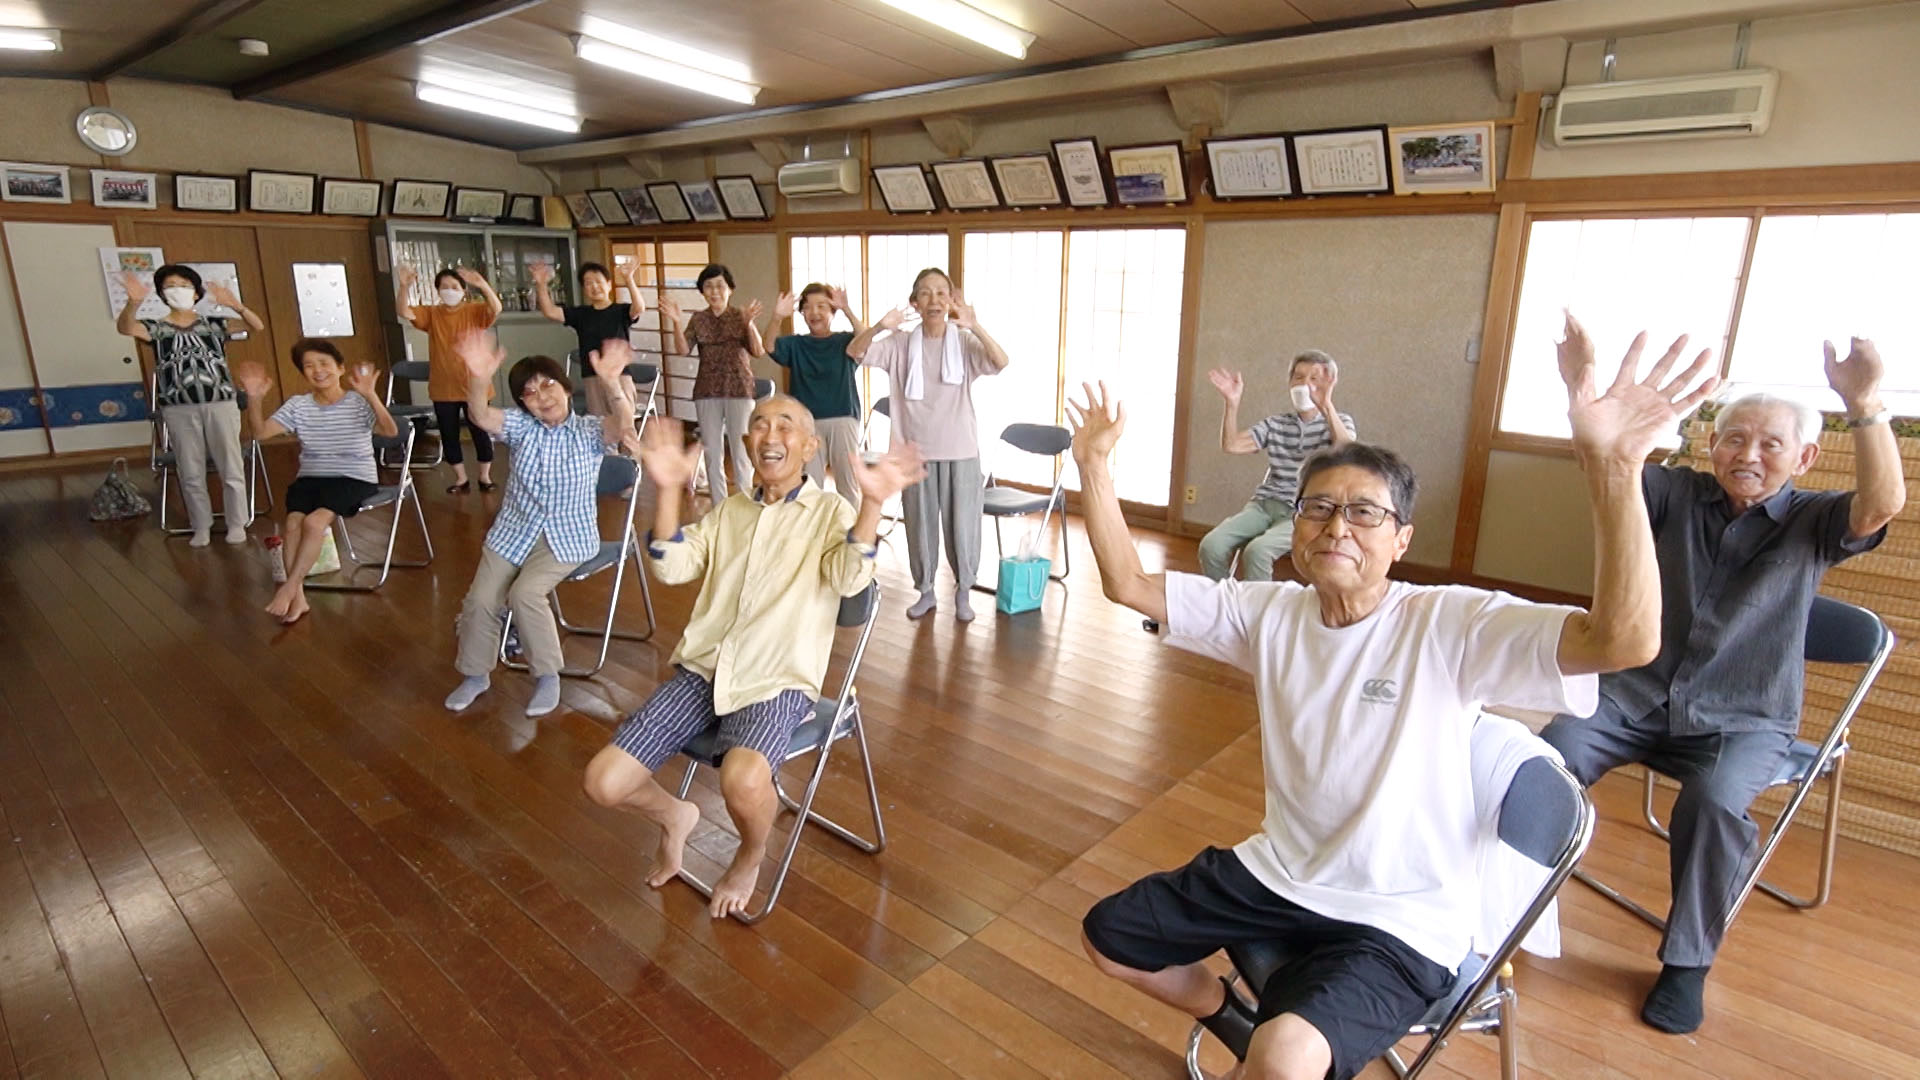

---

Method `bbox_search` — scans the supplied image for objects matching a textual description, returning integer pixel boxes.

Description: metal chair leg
[503,543,656,678]
[1570,865,1669,931]
[308,484,432,592]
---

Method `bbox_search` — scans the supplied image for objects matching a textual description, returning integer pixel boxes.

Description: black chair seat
[361,485,401,511]
[983,486,1062,517]
[564,540,625,581]
[683,697,841,767]
[389,402,434,418]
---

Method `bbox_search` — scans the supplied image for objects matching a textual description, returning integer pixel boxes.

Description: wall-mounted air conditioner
[776,158,861,196]
[1550,68,1779,146]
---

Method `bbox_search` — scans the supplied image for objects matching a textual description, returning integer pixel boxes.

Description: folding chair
[307,421,434,591]
[149,372,271,534]
[1573,596,1893,926]
[626,361,660,431]
[974,423,1074,593]
[1187,755,1594,1080]
[498,453,655,677]
[673,581,887,924]
[857,396,902,541]
[382,361,443,469]
[754,376,774,400]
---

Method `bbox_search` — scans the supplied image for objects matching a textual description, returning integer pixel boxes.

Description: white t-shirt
[1164,572,1598,968]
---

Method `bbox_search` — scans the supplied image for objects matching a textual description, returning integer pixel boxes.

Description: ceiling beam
[91,0,275,81]
[231,0,548,99]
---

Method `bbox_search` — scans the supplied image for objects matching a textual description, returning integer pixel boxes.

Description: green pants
[1198,499,1294,581]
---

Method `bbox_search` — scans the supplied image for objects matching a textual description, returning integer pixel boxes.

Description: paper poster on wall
[98,246,168,320]
[293,262,354,338]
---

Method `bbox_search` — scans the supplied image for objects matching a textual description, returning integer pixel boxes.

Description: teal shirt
[771,332,859,420]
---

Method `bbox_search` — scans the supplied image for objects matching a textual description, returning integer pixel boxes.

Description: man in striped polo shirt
[1199,350,1357,581]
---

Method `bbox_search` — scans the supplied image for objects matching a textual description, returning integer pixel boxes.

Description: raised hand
[829,286,849,312]
[396,264,418,290]
[1564,318,1718,466]
[773,291,796,319]
[452,328,505,383]
[876,306,908,331]
[744,298,764,323]
[1823,337,1884,411]
[1067,381,1127,468]
[455,266,487,288]
[529,261,554,285]
[345,363,380,397]
[232,361,273,401]
[619,261,639,284]
[637,417,703,489]
[587,338,634,381]
[121,271,151,301]
[848,441,927,503]
[949,289,977,329]
[207,281,242,311]
[657,294,683,324]
[1309,373,1336,417]
[1207,367,1243,403]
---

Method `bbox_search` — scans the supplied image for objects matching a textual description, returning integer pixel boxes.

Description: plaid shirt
[484,410,609,565]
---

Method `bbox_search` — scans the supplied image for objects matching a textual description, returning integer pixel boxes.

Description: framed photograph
[714,175,767,220]
[452,187,508,219]
[1,162,71,204]
[588,188,630,226]
[173,174,237,212]
[1051,138,1109,208]
[1203,135,1293,200]
[248,169,316,214]
[872,164,936,213]
[91,169,157,210]
[988,154,1062,208]
[1389,122,1496,195]
[679,181,727,223]
[563,192,603,228]
[1107,142,1188,205]
[1290,127,1392,196]
[320,177,382,216]
[506,193,541,224]
[389,178,451,217]
[930,159,1000,210]
[616,186,660,225]
[646,181,692,223]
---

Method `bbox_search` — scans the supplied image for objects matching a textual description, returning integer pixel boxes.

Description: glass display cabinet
[379,221,577,319]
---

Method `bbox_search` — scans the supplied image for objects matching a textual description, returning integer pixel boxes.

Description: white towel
[1471,713,1566,959]
[902,325,967,401]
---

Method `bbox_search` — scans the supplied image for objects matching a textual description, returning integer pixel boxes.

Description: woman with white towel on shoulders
[846,267,1009,622]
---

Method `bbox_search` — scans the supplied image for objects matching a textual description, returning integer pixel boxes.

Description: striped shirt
[143,317,235,407]
[484,409,609,565]
[270,393,378,483]
[1248,411,1357,504]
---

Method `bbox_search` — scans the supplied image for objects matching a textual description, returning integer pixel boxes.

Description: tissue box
[997,556,1050,615]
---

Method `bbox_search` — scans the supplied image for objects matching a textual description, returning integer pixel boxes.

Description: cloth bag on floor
[88,458,152,521]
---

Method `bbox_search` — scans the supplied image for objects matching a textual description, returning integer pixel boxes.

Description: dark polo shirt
[1600,464,1884,737]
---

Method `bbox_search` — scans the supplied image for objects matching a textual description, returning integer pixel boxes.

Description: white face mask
[1290,384,1317,412]
[162,287,198,311]
[438,287,466,306]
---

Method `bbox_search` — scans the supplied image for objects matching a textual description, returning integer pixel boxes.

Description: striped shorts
[610,667,815,774]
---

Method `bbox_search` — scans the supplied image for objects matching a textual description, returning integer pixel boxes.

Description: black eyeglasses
[1294,496,1399,528]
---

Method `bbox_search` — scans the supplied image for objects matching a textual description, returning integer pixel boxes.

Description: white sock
[906,591,937,619]
[189,528,211,548]
[954,590,975,623]
[444,674,490,711]
[526,675,562,717]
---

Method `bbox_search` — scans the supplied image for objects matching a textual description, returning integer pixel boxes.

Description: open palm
[849,442,927,502]
[1067,381,1125,467]
[587,338,633,381]
[1565,320,1718,463]
[637,417,702,488]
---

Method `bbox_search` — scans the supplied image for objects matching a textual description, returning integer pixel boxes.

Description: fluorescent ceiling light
[415,84,580,133]
[871,0,1034,59]
[579,16,753,83]
[418,68,578,118]
[0,27,60,51]
[573,36,759,105]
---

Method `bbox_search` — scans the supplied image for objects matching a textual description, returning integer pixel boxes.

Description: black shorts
[1082,846,1451,1080]
[286,476,378,518]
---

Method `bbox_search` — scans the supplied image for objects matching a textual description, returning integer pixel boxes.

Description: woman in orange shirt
[397,264,502,492]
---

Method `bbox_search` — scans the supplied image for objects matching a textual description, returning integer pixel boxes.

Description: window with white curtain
[786,232,948,427]
[963,230,1065,487]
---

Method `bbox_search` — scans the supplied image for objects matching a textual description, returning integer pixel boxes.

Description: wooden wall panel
[250,227,386,397]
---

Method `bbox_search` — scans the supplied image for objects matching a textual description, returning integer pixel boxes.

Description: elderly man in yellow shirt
[583,394,925,919]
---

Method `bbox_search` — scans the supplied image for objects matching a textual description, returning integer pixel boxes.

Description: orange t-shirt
[410,302,496,401]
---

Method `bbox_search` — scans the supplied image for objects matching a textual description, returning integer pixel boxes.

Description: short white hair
[1291,349,1338,379]
[1714,393,1822,446]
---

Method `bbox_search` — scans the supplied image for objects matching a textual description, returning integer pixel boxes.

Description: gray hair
[1298,442,1418,523]
[753,392,817,434]
[1715,393,1822,446]
[1291,349,1338,378]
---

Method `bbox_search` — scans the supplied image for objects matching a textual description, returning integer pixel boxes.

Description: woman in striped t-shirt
[237,339,398,624]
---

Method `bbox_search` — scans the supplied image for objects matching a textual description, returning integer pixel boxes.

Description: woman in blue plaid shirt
[442,329,638,719]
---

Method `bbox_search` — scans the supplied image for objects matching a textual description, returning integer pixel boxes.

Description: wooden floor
[3,449,1919,1080]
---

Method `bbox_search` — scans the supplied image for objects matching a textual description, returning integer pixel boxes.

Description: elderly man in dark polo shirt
[1542,336,1906,1035]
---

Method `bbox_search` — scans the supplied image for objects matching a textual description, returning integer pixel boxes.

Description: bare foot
[265,583,296,618]
[709,846,764,919]
[280,591,310,625]
[645,798,701,889]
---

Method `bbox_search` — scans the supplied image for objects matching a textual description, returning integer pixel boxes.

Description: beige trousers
[803,416,862,506]
[162,400,249,533]
[454,536,580,678]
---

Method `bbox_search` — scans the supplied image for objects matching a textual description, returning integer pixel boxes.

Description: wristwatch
[1846,409,1891,429]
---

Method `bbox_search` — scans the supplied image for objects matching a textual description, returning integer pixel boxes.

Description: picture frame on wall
[1388,122,1497,194]
[506,193,541,224]
[872,164,936,213]
[248,169,317,214]
[563,192,604,229]
[1107,142,1188,205]
[1051,138,1109,208]
[1290,126,1392,196]
[646,181,693,223]
[988,154,1063,208]
[679,181,727,223]
[452,186,508,219]
[1202,134,1294,200]
[389,177,452,217]
[588,188,631,226]
[320,177,383,216]
[173,174,237,212]
[714,175,767,220]
[616,186,660,225]
[930,159,1000,210]
[1,161,71,203]
[91,169,158,210]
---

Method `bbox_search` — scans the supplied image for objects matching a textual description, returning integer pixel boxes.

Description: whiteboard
[293,262,354,338]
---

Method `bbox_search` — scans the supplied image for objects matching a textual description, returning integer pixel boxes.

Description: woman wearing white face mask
[396,263,503,493]
[115,263,267,547]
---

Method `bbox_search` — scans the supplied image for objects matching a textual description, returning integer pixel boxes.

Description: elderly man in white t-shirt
[1070,316,1717,1080]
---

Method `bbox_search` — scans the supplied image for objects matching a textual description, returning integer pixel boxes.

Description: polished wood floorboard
[2,452,1918,1079]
